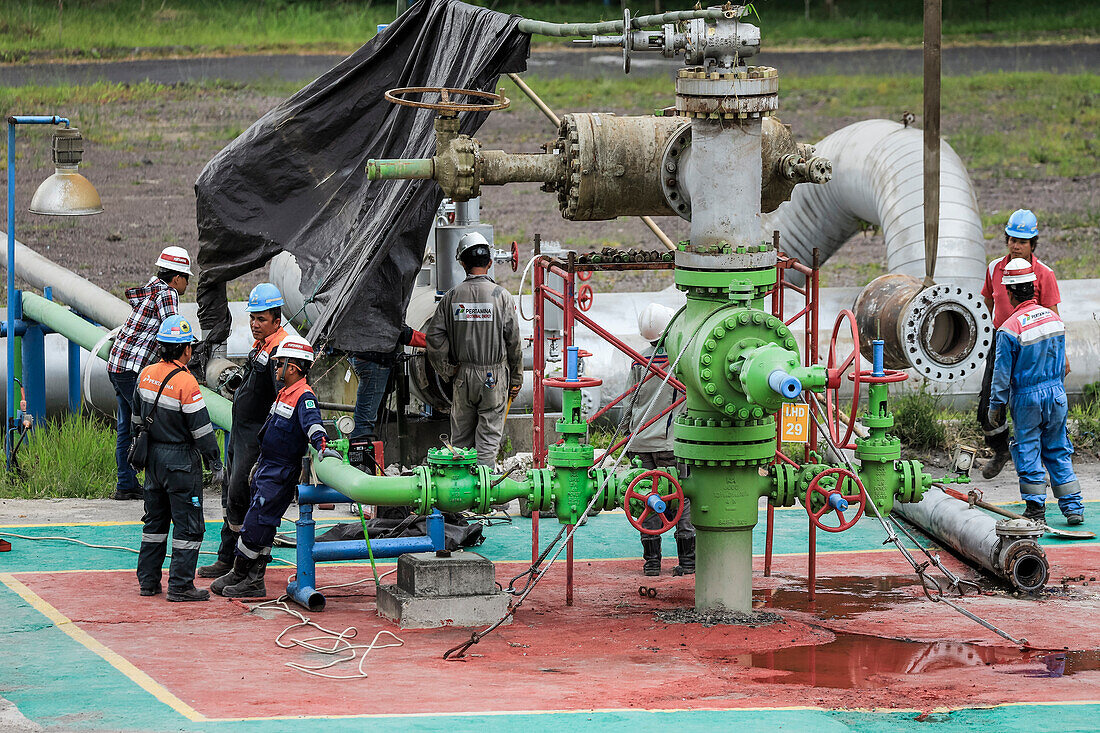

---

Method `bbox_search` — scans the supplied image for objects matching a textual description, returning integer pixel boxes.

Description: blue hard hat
[156,315,195,344]
[247,283,284,312]
[1005,209,1038,239]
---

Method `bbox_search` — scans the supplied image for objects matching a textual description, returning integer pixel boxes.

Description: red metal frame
[762,246,822,604]
[530,246,682,604]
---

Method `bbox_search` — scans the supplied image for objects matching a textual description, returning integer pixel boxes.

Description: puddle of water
[753,575,919,619]
[1018,650,1100,678]
[749,634,1032,688]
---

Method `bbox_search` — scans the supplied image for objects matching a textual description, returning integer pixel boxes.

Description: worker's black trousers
[977,347,1011,455]
[215,422,263,564]
[137,445,205,593]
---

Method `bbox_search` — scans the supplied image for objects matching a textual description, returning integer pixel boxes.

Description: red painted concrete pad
[15,545,1100,720]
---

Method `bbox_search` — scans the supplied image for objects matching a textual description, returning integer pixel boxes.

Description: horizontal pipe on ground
[894,487,1048,593]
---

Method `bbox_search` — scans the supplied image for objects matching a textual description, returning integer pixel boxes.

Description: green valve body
[853,379,931,514]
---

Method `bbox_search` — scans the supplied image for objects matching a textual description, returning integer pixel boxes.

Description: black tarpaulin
[194,0,529,354]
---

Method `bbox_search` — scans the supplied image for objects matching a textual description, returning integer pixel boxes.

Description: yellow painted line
[0,573,205,722]
[0,521,145,528]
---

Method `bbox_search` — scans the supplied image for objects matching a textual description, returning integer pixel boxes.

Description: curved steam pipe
[762,119,986,289]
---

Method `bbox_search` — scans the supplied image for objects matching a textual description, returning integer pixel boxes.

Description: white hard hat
[456,231,491,261]
[273,336,315,363]
[156,246,193,276]
[1001,257,1037,286]
[638,304,675,342]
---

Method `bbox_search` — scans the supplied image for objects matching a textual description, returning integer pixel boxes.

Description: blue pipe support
[0,320,57,337]
[767,369,803,399]
[289,482,447,611]
[67,329,80,414]
[6,115,70,464]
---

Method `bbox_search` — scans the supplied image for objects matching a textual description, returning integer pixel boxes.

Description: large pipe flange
[853,273,992,382]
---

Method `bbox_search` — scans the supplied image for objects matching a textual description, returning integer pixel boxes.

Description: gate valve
[805,467,867,533]
[624,469,684,535]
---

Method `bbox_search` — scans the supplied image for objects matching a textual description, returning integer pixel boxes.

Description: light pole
[6,115,102,464]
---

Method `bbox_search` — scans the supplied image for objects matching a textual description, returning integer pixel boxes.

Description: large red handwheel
[577,283,595,312]
[824,309,861,449]
[623,470,684,536]
[510,241,520,272]
[805,467,866,533]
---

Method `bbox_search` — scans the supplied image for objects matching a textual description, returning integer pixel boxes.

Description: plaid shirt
[107,277,180,374]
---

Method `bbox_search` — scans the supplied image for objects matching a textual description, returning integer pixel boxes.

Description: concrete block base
[376,551,511,629]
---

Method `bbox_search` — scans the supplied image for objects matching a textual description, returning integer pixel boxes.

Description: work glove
[319,448,343,462]
[987,405,1006,428]
[409,330,427,349]
[209,462,227,489]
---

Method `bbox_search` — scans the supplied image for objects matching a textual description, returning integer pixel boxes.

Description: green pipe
[366,158,434,181]
[20,291,233,429]
[313,451,422,506]
[516,8,731,37]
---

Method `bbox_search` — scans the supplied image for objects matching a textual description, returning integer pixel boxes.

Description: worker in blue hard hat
[199,283,290,580]
[211,336,341,598]
[988,258,1082,526]
[978,209,1062,480]
[107,246,191,500]
[134,315,224,602]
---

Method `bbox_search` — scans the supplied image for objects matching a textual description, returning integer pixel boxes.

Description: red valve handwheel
[577,283,595,312]
[805,467,867,533]
[851,369,908,384]
[510,241,520,272]
[623,470,685,536]
[823,309,861,449]
[577,269,593,282]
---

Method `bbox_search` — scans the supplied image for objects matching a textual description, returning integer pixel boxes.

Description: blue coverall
[236,379,327,560]
[989,300,1083,516]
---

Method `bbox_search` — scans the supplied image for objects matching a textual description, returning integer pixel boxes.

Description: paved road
[2,43,1096,87]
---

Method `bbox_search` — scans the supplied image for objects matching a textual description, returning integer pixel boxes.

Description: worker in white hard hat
[625,303,694,577]
[426,231,523,466]
[988,258,1082,526]
[106,246,193,500]
[978,208,1062,480]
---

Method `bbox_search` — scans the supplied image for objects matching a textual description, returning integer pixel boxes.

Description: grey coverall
[624,345,694,540]
[133,360,221,593]
[426,274,523,466]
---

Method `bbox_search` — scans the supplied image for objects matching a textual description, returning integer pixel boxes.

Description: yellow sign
[780,403,810,443]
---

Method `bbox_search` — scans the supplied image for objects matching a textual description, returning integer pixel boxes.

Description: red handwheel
[577,269,592,282]
[577,284,594,312]
[823,309,861,449]
[805,467,867,533]
[623,470,684,536]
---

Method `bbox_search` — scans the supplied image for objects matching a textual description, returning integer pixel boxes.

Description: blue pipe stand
[288,483,446,612]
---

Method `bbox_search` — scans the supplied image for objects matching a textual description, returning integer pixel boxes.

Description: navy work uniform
[236,378,327,561]
[215,324,288,563]
[134,359,221,595]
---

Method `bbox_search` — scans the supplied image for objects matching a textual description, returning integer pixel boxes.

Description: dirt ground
[2,85,1097,303]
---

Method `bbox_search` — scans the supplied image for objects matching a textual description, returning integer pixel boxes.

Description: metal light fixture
[28,127,103,216]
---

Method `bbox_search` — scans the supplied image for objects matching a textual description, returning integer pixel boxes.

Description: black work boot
[641,537,661,577]
[982,451,1011,479]
[221,556,270,599]
[198,557,233,579]
[672,537,696,576]
[167,584,210,602]
[210,556,253,596]
[1023,500,1046,523]
[139,583,162,597]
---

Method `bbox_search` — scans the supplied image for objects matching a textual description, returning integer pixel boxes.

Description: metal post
[566,526,574,607]
[923,0,942,286]
[531,237,544,565]
[6,120,16,462]
[67,327,80,414]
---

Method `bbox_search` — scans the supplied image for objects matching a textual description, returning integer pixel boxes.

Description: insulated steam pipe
[893,487,1049,593]
[762,119,985,289]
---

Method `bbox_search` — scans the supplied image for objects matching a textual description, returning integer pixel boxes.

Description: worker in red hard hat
[107,246,192,501]
[988,258,1082,526]
[978,209,1062,480]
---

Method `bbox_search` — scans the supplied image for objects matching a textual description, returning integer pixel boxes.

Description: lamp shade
[29,166,103,216]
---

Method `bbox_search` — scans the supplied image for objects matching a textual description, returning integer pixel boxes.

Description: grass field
[1,0,1098,62]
